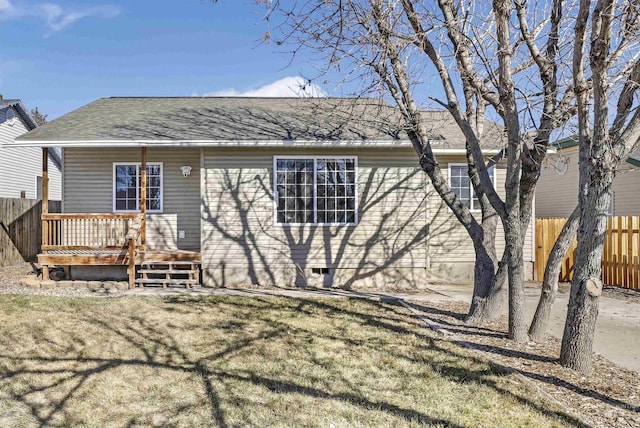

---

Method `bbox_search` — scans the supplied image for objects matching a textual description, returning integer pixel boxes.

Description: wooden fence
[0,198,61,267]
[535,216,640,289]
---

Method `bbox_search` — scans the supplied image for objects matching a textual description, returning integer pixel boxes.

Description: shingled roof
[15,97,505,150]
[0,99,38,130]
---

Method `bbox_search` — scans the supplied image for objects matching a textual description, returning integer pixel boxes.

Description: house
[10,97,536,288]
[0,99,62,200]
[537,136,640,217]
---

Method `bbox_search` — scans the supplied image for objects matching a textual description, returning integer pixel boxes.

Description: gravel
[0,263,101,297]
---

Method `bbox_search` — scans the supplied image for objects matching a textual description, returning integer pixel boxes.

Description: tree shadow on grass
[0,296,591,427]
[404,299,640,415]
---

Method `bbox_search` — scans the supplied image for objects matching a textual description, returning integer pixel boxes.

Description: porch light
[180,165,192,178]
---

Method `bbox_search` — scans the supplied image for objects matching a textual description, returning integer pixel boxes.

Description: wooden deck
[36,147,176,288]
[38,211,201,288]
[39,249,202,266]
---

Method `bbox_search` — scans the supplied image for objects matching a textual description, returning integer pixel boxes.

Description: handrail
[43,213,139,220]
[42,213,144,249]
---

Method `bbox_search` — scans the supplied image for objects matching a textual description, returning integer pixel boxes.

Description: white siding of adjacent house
[537,147,640,217]
[0,106,62,200]
[63,147,201,251]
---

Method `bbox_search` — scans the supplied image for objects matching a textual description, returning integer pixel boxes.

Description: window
[113,163,163,212]
[36,176,42,200]
[607,189,615,215]
[448,163,495,211]
[275,157,357,225]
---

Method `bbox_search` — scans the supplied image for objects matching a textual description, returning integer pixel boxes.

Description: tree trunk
[505,219,528,342]
[560,182,611,373]
[466,253,507,324]
[529,207,579,340]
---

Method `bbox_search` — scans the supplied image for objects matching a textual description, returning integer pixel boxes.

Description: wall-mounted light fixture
[180,165,192,178]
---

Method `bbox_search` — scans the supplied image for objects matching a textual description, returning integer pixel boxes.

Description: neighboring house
[12,97,536,288]
[0,99,62,200]
[537,136,640,217]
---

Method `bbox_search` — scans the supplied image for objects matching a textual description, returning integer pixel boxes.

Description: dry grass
[0,295,580,427]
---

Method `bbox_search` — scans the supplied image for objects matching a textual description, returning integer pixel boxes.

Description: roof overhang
[8,138,505,154]
[2,100,38,130]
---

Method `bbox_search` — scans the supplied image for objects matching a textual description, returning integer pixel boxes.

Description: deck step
[135,278,200,285]
[140,260,201,266]
[138,269,199,275]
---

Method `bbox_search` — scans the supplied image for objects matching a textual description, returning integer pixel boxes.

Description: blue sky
[0,1,332,120]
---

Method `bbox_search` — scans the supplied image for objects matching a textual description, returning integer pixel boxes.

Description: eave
[8,138,505,154]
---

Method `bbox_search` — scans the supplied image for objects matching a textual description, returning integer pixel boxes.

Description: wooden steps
[134,260,201,288]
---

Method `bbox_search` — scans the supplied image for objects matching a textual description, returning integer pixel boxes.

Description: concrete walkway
[427,283,640,373]
[124,283,640,373]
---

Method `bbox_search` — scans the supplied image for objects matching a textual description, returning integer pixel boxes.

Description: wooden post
[128,238,135,289]
[140,147,146,253]
[41,147,49,281]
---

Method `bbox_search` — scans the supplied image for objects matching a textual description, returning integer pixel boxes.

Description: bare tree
[559,0,640,373]
[232,0,583,343]
[30,107,48,126]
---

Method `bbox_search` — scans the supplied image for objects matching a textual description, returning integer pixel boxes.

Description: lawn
[0,295,578,427]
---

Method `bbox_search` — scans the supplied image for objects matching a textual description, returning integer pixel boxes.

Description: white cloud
[42,3,120,33]
[205,76,326,98]
[0,0,17,16]
[0,1,120,34]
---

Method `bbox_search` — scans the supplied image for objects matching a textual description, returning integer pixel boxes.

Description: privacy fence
[535,216,640,290]
[0,198,61,267]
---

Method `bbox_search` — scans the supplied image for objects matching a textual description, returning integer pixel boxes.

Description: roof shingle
[17,97,505,149]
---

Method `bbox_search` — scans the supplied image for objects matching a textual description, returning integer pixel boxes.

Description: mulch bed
[406,299,640,428]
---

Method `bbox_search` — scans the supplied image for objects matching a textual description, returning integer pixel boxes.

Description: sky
[0,0,331,120]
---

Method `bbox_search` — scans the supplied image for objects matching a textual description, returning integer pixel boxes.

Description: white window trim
[607,189,615,216]
[448,163,497,212]
[112,162,164,213]
[35,175,42,200]
[273,155,359,226]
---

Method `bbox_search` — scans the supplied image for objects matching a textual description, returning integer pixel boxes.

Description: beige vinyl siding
[428,157,536,269]
[201,147,428,287]
[537,147,640,217]
[0,107,62,200]
[63,147,200,250]
[611,163,640,215]
[536,148,580,217]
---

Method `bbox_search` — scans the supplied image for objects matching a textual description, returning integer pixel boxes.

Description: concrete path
[427,283,640,373]
[124,283,640,373]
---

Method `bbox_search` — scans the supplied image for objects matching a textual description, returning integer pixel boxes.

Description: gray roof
[0,99,38,130]
[16,97,505,149]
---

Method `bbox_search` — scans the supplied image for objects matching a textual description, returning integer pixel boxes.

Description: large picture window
[275,157,357,225]
[113,163,163,213]
[448,163,495,211]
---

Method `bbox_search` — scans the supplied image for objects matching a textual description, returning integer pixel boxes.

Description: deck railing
[41,213,143,251]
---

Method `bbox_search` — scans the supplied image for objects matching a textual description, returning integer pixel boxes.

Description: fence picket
[535,216,640,289]
[0,198,61,267]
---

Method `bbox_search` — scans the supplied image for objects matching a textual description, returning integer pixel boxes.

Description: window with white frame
[113,163,163,212]
[448,163,495,211]
[275,157,357,225]
[607,189,615,215]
